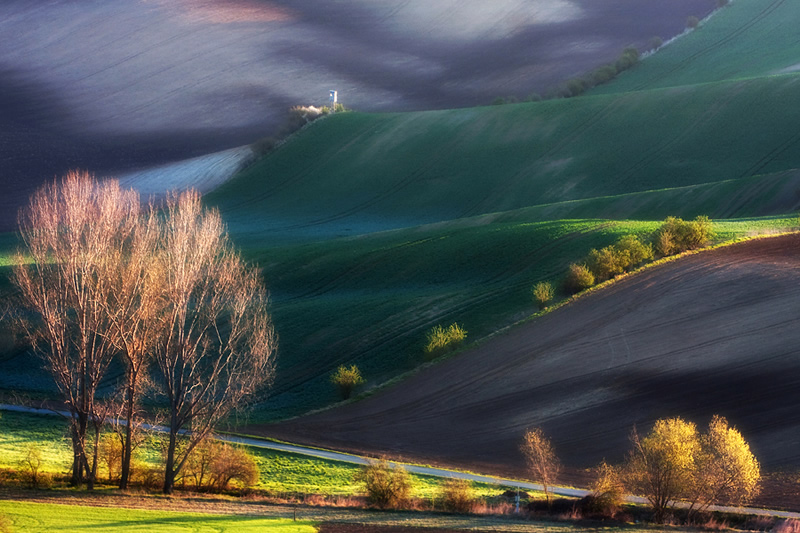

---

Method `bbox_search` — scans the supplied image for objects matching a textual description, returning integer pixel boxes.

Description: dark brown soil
[261,234,800,508]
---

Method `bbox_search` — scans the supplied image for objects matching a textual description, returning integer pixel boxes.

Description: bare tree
[153,191,276,494]
[101,204,162,489]
[13,171,140,488]
[521,427,560,505]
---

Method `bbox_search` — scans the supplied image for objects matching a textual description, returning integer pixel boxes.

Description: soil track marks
[265,234,800,481]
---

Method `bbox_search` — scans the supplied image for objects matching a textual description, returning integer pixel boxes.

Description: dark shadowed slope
[263,234,800,480]
[0,0,714,230]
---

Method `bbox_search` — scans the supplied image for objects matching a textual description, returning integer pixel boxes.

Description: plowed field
[264,234,800,491]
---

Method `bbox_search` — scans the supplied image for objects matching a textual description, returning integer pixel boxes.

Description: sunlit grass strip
[0,500,317,532]
[0,411,509,499]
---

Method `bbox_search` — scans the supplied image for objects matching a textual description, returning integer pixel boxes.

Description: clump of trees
[12,171,276,494]
[424,322,467,358]
[653,216,713,256]
[330,365,365,399]
[355,459,414,509]
[519,415,760,523]
[563,216,713,294]
[625,416,760,521]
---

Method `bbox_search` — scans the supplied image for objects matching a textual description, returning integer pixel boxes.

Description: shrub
[330,365,366,400]
[564,263,595,293]
[209,442,259,491]
[591,65,617,85]
[687,16,700,29]
[615,46,640,72]
[531,281,555,310]
[19,444,49,489]
[584,461,625,518]
[587,246,624,281]
[182,438,259,492]
[424,323,467,358]
[441,478,475,513]
[654,216,713,256]
[717,0,729,6]
[355,459,413,509]
[648,36,663,51]
[614,234,654,268]
[99,433,124,483]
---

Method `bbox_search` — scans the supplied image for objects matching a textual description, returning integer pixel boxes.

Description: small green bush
[330,364,365,400]
[614,234,654,268]
[355,459,413,509]
[565,263,595,293]
[587,246,625,281]
[441,478,475,513]
[531,281,555,310]
[424,323,467,358]
[687,16,700,29]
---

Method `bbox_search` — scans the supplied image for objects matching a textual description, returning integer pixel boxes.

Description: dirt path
[263,234,800,507]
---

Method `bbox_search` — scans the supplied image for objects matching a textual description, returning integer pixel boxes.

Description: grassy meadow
[0,500,316,533]
[0,411,509,500]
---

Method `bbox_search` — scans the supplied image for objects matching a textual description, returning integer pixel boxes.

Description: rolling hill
[2,0,800,469]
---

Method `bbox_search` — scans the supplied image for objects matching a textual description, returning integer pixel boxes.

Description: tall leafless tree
[153,191,275,495]
[101,204,162,489]
[13,171,140,488]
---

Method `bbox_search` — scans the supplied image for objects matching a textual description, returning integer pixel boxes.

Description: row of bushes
[564,216,713,294]
[492,44,648,105]
[356,459,478,513]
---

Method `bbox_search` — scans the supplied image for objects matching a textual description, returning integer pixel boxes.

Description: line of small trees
[564,215,713,294]
[493,43,652,105]
[10,171,276,494]
[521,415,761,523]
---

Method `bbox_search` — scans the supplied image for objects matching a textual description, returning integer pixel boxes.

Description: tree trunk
[119,382,136,490]
[163,419,178,495]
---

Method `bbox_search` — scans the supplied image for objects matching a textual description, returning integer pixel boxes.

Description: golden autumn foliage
[626,416,760,521]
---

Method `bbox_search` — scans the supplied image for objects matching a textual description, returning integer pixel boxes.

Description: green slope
[209,73,800,246]
[594,0,800,93]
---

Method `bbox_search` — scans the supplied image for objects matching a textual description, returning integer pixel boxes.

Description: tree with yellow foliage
[626,416,761,521]
[688,416,760,516]
[626,417,700,521]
